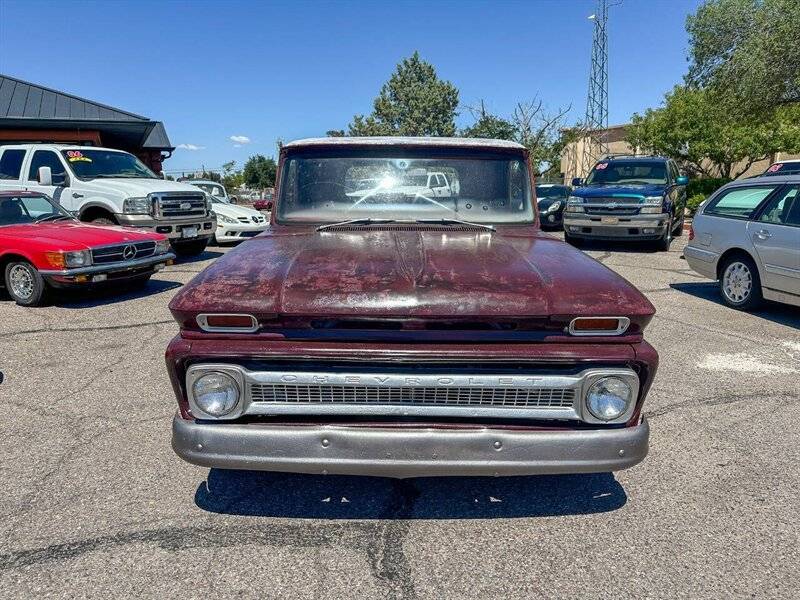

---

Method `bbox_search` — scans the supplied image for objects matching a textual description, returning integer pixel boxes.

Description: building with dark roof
[0,74,174,173]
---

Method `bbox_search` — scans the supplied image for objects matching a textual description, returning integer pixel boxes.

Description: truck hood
[76,178,204,197]
[0,221,161,250]
[170,228,654,322]
[573,183,666,198]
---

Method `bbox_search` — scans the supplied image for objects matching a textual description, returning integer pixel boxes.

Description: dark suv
[563,156,688,251]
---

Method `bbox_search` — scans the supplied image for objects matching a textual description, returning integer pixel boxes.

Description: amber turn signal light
[568,317,630,336]
[44,251,66,268]
[196,313,259,332]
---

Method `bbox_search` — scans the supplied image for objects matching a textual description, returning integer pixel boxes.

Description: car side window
[27,151,67,185]
[759,186,800,227]
[0,149,26,180]
[704,186,777,219]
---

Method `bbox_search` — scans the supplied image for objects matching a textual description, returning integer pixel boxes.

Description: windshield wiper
[35,214,73,223]
[415,218,495,232]
[316,218,397,231]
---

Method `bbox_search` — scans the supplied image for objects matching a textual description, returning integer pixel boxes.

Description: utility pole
[581,0,614,177]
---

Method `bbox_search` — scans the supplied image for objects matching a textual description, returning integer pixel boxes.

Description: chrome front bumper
[40,252,175,277]
[116,214,216,240]
[172,415,649,478]
[563,213,669,238]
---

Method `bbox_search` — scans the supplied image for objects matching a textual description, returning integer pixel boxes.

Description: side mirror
[676,176,689,185]
[38,166,53,186]
[571,177,583,187]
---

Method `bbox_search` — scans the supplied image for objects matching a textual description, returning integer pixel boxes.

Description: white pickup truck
[0,144,216,256]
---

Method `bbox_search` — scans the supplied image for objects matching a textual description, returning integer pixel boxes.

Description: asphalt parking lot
[1,234,798,599]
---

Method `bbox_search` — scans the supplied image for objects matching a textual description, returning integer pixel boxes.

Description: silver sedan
[684,175,800,310]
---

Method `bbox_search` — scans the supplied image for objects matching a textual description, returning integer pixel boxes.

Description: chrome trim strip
[185,364,639,425]
[196,314,259,334]
[567,317,631,336]
[39,252,174,276]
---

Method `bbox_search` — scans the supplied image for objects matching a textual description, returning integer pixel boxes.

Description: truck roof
[283,136,526,150]
[0,143,128,153]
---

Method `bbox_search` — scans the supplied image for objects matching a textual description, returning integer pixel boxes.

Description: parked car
[252,193,274,213]
[345,169,458,200]
[684,175,800,310]
[186,179,239,204]
[166,137,658,478]
[0,191,174,306]
[0,144,216,256]
[564,156,688,250]
[760,159,800,177]
[207,196,268,243]
[535,183,570,229]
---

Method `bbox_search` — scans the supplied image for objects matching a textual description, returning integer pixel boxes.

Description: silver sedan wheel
[722,261,752,304]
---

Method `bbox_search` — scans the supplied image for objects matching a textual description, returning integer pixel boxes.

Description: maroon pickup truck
[166,137,657,478]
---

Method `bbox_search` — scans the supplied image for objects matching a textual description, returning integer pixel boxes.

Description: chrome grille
[154,193,207,218]
[585,196,642,216]
[250,383,575,408]
[91,241,156,264]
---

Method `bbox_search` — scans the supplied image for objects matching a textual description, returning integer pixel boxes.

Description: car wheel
[674,212,685,237]
[655,224,672,251]
[170,239,210,257]
[91,217,116,226]
[4,261,50,307]
[719,256,762,311]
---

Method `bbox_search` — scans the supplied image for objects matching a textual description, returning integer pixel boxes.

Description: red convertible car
[167,137,658,478]
[0,191,175,306]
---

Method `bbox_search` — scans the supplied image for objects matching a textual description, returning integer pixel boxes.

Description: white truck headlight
[123,197,151,214]
[586,377,632,421]
[64,250,92,268]
[192,372,240,417]
[154,239,170,255]
[565,196,584,213]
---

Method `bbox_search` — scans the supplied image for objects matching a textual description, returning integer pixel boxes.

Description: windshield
[0,194,73,226]
[194,182,227,197]
[585,161,667,185]
[61,149,158,180]
[277,151,533,224]
[535,185,569,198]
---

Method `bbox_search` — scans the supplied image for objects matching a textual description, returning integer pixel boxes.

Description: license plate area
[601,217,619,224]
[182,226,198,238]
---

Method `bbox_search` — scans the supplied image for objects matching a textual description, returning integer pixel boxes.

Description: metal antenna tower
[581,0,613,175]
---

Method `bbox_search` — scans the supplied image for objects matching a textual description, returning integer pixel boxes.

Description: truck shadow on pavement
[194,469,627,519]
[670,281,800,329]
[51,278,184,308]
[175,250,224,263]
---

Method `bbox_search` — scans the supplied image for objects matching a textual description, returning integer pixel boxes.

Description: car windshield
[194,182,227,197]
[535,185,569,198]
[762,163,800,176]
[277,150,533,225]
[61,149,158,180]
[0,194,73,226]
[585,161,668,185]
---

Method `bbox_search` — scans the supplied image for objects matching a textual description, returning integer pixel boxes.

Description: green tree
[221,160,244,190]
[686,0,800,115]
[627,86,800,179]
[348,52,459,136]
[242,155,277,189]
[461,102,517,140]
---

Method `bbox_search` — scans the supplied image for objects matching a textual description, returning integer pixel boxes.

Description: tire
[674,212,685,237]
[654,223,672,251]
[719,255,762,311]
[90,217,116,226]
[4,261,50,307]
[170,238,209,257]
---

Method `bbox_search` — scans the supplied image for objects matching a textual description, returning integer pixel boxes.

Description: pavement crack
[645,392,800,419]
[2,319,175,339]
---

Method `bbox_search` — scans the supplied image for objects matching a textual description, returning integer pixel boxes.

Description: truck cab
[564,156,688,251]
[0,144,216,256]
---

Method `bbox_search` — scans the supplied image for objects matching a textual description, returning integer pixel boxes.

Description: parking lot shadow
[670,281,800,329]
[176,250,224,263]
[194,469,627,520]
[52,278,183,308]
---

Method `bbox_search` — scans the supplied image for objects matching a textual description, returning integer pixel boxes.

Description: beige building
[560,123,800,183]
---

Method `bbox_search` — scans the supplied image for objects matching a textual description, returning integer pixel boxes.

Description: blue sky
[0,0,700,173]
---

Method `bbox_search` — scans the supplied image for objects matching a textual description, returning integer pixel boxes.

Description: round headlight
[586,377,632,421]
[192,372,240,417]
